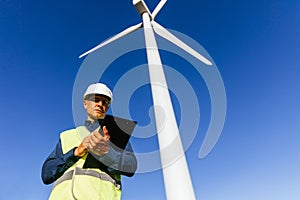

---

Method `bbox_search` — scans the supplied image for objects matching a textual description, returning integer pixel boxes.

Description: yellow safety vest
[48,126,122,200]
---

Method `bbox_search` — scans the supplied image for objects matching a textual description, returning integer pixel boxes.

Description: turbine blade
[152,0,167,19]
[152,21,212,66]
[79,22,142,58]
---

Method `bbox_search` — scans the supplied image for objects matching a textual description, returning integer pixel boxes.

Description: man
[42,83,137,200]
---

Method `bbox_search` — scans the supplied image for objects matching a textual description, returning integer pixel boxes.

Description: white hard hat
[83,83,113,102]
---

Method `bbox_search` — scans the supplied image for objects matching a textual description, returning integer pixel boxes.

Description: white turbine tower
[80,1,212,199]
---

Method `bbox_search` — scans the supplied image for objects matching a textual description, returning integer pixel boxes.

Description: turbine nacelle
[133,0,152,17]
[133,0,167,20]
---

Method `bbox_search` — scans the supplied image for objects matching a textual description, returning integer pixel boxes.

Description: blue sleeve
[94,142,137,177]
[41,140,80,184]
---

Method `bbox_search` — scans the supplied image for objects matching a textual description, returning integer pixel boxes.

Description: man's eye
[102,100,109,105]
[93,99,108,105]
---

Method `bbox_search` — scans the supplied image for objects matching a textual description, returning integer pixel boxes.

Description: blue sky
[1,0,300,199]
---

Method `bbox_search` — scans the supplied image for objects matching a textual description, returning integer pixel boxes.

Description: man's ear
[83,100,88,109]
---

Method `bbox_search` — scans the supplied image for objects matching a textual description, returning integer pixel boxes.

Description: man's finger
[102,126,110,140]
[92,130,102,138]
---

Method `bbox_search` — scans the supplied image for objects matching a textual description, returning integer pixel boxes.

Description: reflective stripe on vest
[53,167,121,190]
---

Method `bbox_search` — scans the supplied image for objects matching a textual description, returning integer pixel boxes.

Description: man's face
[84,94,110,121]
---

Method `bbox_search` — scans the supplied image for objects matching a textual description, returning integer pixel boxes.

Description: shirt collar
[84,119,104,132]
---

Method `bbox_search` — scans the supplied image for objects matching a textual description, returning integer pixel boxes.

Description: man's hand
[74,136,90,157]
[87,126,110,156]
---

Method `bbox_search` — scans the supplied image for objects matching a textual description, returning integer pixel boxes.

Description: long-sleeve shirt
[41,120,137,185]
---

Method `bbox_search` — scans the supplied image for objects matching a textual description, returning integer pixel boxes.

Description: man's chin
[95,113,105,119]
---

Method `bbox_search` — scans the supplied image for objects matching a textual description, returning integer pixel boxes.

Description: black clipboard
[83,115,137,169]
[103,114,137,150]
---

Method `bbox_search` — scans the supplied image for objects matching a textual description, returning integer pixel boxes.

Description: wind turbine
[79,0,212,199]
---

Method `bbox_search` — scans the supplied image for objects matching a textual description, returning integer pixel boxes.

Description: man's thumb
[102,126,110,139]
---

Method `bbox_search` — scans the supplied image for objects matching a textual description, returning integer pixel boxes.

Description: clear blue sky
[1,0,300,199]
